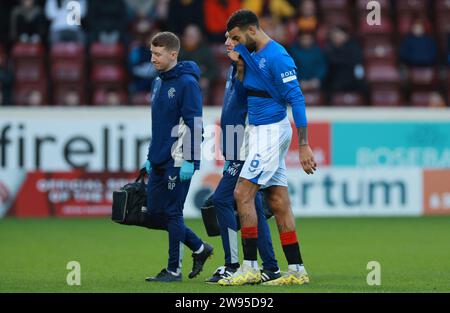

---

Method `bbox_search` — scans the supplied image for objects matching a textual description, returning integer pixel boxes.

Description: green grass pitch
[1,216,449,293]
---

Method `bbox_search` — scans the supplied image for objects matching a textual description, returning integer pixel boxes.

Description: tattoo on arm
[277,223,287,233]
[239,213,252,225]
[297,127,308,146]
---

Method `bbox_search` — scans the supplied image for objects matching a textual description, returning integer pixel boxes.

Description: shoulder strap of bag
[135,169,147,183]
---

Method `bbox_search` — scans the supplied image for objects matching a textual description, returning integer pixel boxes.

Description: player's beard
[245,34,257,52]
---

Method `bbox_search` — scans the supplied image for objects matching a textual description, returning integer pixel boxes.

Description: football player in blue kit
[204,34,281,285]
[218,10,317,286]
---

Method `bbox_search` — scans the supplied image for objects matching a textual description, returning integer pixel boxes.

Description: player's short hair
[150,31,180,52]
[227,9,259,32]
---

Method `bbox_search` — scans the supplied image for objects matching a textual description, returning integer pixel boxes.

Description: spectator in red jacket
[203,0,241,42]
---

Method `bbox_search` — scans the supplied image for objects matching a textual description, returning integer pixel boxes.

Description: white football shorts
[239,116,292,188]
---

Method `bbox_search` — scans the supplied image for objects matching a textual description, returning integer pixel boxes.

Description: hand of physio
[143,160,152,174]
[223,160,230,173]
[180,161,195,181]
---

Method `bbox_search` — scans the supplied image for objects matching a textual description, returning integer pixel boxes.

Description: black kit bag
[201,191,274,237]
[111,169,166,230]
[200,194,235,237]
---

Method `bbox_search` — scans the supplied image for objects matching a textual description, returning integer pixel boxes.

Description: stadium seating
[0,45,6,68]
[11,42,45,61]
[211,43,231,83]
[321,12,353,29]
[366,61,401,84]
[11,42,48,105]
[363,37,396,62]
[15,63,45,83]
[304,92,325,106]
[92,87,128,106]
[13,82,48,106]
[53,84,85,106]
[319,0,351,11]
[435,12,450,57]
[1,0,449,107]
[51,42,85,60]
[91,64,127,86]
[90,42,125,64]
[211,83,226,108]
[331,92,366,106]
[90,42,127,104]
[130,92,150,106]
[356,0,391,11]
[410,91,437,107]
[50,43,86,104]
[51,61,84,83]
[408,66,439,88]
[371,86,403,107]
[358,16,393,36]
[396,0,428,13]
[319,0,353,29]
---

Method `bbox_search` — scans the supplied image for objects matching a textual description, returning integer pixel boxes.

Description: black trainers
[260,268,282,284]
[205,266,238,284]
[189,243,214,279]
[145,268,182,282]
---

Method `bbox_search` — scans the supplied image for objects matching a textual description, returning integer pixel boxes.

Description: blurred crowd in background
[0,0,449,107]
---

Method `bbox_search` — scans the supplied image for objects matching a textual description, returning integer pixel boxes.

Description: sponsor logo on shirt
[280,70,297,83]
